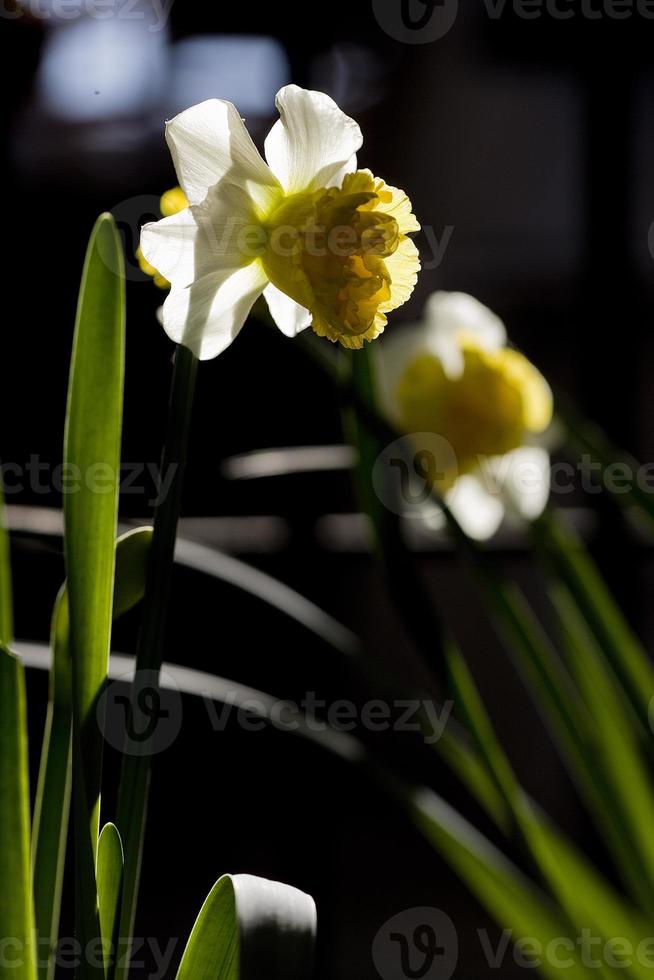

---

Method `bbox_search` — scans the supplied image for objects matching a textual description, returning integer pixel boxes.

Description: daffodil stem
[114,343,198,980]
[339,345,447,673]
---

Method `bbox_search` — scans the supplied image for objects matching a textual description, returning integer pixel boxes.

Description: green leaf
[0,646,37,980]
[548,582,654,913]
[97,824,124,980]
[0,475,12,645]
[409,786,598,980]
[534,509,654,735]
[446,641,652,980]
[176,875,316,980]
[32,528,152,980]
[63,211,125,976]
[435,728,510,831]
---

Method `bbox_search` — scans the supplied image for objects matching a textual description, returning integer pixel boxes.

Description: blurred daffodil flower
[140,85,420,360]
[376,291,553,541]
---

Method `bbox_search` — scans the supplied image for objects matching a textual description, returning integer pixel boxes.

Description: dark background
[3,1,654,977]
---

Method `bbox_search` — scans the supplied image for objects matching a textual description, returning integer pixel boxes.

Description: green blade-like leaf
[0,475,12,645]
[63,211,125,977]
[409,786,597,980]
[32,528,152,980]
[435,728,509,831]
[548,583,654,909]
[176,875,316,980]
[534,508,654,734]
[0,646,36,980]
[446,642,652,980]
[97,823,124,980]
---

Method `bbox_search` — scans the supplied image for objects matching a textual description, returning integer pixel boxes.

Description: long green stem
[114,344,197,980]
[340,345,446,673]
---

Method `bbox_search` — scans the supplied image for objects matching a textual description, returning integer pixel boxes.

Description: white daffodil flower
[375,291,553,541]
[140,85,421,360]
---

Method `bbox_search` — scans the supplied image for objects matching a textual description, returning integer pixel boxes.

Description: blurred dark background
[3,1,654,977]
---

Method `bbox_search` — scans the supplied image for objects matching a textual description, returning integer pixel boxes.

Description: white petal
[483,447,551,522]
[141,183,263,289]
[141,209,200,286]
[263,283,312,338]
[446,474,505,541]
[264,85,363,193]
[425,291,508,379]
[165,99,280,210]
[162,261,269,360]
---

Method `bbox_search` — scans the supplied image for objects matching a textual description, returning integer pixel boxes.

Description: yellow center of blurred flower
[395,340,552,490]
[261,171,420,348]
[137,187,189,289]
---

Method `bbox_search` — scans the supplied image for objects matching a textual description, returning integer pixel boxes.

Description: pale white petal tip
[446,474,506,541]
[161,262,269,361]
[492,447,551,522]
[263,283,312,338]
[425,291,508,372]
[265,85,363,193]
[165,98,278,209]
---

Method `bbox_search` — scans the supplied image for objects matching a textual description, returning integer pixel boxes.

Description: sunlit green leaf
[98,823,124,980]
[176,874,316,980]
[446,641,652,980]
[63,212,125,976]
[534,509,654,735]
[0,646,36,980]
[32,528,152,980]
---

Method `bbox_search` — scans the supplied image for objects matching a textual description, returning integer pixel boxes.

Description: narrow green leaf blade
[176,875,316,980]
[446,642,652,979]
[0,646,37,980]
[549,583,654,911]
[64,210,125,842]
[534,509,654,733]
[97,823,124,980]
[410,787,597,980]
[63,212,125,976]
[32,528,152,980]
